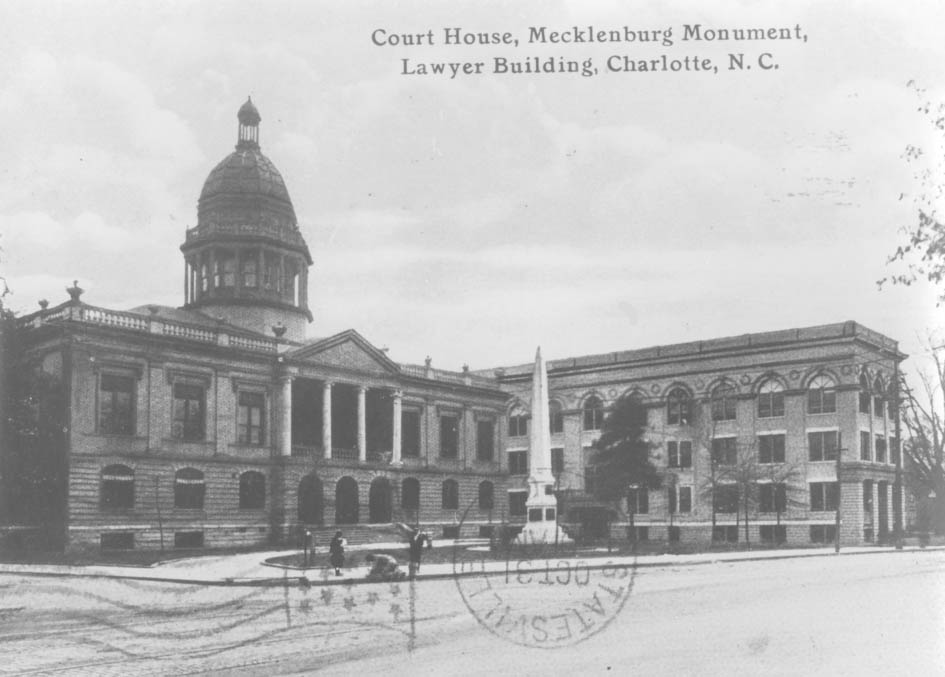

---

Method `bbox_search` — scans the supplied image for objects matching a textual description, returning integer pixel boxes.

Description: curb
[0,545,941,588]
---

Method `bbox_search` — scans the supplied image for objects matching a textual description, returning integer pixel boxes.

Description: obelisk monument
[514,347,572,545]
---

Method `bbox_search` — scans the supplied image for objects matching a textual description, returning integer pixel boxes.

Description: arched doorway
[298,474,323,525]
[369,477,393,523]
[335,476,359,524]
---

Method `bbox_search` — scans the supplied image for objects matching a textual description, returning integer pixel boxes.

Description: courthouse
[2,100,905,551]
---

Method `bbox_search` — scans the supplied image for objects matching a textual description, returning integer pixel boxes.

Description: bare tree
[879,81,945,304]
[899,340,945,533]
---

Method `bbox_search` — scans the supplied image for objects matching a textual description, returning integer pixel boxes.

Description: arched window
[711,384,737,421]
[624,393,648,427]
[402,477,420,511]
[442,479,459,510]
[583,395,604,431]
[335,476,360,524]
[478,481,494,510]
[175,468,205,510]
[238,471,266,510]
[508,404,529,437]
[101,465,134,510]
[666,388,691,426]
[808,374,837,414]
[859,373,871,414]
[549,400,564,434]
[872,377,885,419]
[758,380,785,418]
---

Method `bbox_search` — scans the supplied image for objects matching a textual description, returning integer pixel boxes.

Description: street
[0,550,941,675]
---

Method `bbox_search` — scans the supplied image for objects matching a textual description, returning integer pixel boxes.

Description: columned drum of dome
[181,98,313,342]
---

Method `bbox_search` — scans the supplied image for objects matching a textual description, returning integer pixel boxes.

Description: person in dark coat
[329,530,346,576]
[407,530,430,579]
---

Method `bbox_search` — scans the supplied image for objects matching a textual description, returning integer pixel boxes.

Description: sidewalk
[0,542,941,586]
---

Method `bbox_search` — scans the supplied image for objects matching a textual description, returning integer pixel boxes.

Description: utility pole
[154,475,165,555]
[835,433,845,554]
[894,355,904,550]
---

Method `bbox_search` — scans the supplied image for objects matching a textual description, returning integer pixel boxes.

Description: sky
[1,0,943,374]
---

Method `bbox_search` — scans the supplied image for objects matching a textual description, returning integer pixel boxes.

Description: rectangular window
[890,437,900,466]
[712,526,738,543]
[711,395,737,421]
[222,256,236,287]
[442,526,460,539]
[809,525,837,544]
[634,526,649,542]
[875,435,887,463]
[860,431,872,461]
[476,420,495,461]
[808,431,839,462]
[669,526,681,543]
[242,258,257,288]
[859,390,871,414]
[810,482,839,512]
[439,415,459,458]
[100,532,135,550]
[759,483,787,513]
[584,466,597,493]
[237,392,265,445]
[99,374,135,435]
[508,415,529,437]
[550,409,564,434]
[713,485,739,514]
[667,441,693,468]
[711,437,737,465]
[873,396,884,419]
[758,434,785,464]
[667,486,692,514]
[758,392,785,418]
[401,410,421,458]
[552,448,564,475]
[509,491,527,517]
[509,451,528,475]
[629,487,648,514]
[760,525,786,544]
[174,531,205,549]
[172,384,205,441]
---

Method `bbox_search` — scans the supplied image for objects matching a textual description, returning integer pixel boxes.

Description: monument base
[514,519,573,546]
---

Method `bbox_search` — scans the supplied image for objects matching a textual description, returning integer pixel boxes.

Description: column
[279,376,292,457]
[392,390,403,464]
[322,381,333,459]
[184,260,190,304]
[258,249,265,290]
[358,386,367,462]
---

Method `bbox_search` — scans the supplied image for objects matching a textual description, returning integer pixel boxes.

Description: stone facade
[489,322,906,547]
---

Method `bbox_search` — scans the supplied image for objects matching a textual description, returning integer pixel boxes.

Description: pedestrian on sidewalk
[408,530,431,579]
[329,530,346,576]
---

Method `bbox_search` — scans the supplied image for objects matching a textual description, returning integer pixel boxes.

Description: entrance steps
[297,523,409,548]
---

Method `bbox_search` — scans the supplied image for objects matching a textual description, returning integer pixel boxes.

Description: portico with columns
[266,328,509,540]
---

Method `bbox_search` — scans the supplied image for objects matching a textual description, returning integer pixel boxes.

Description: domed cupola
[181,98,313,342]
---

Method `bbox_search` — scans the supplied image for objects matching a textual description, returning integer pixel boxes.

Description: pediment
[290,330,398,376]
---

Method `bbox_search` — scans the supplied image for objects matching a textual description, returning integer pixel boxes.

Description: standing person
[408,530,429,579]
[329,530,346,576]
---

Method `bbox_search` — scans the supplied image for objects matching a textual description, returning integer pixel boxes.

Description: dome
[199,149,294,208]
[196,98,299,227]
